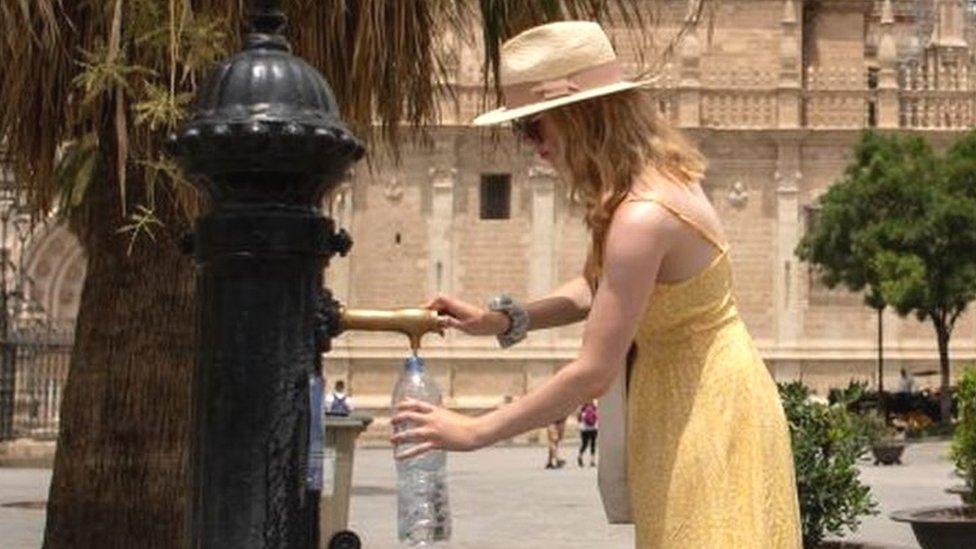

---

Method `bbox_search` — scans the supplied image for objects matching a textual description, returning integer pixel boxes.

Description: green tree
[798,130,976,426]
[796,131,898,405]
[797,216,888,398]
[0,1,707,546]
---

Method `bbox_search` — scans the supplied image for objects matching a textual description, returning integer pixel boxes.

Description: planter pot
[871,441,905,465]
[890,505,976,549]
[946,485,975,505]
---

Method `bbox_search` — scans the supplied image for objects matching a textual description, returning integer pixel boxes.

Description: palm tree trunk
[43,136,195,547]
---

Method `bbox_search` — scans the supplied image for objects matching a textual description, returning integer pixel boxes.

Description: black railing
[0,319,73,440]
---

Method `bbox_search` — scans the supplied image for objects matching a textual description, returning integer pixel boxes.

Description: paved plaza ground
[0,441,960,548]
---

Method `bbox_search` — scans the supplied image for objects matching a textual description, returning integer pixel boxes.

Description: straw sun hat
[473,21,655,126]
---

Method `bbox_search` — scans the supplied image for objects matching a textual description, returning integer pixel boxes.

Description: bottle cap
[404,355,425,373]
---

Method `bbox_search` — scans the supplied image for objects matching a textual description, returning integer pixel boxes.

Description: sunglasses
[512,115,544,144]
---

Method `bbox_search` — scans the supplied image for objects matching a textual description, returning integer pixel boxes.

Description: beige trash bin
[320,414,373,548]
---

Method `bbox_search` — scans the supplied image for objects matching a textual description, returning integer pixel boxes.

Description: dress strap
[623,196,729,253]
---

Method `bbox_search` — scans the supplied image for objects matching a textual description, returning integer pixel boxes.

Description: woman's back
[626,170,728,287]
[622,175,802,548]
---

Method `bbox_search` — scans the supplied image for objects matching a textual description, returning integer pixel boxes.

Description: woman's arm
[523,275,592,331]
[425,274,592,336]
[394,201,676,456]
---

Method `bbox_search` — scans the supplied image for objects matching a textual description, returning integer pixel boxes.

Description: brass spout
[338,307,443,353]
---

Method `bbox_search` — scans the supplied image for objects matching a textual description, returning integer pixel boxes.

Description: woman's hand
[424,294,509,336]
[390,399,489,459]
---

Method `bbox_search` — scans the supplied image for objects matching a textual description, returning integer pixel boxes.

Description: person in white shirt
[897,368,916,395]
[325,380,354,416]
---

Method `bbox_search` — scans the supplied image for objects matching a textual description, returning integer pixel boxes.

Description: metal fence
[0,319,73,441]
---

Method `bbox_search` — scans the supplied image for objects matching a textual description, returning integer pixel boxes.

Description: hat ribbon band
[503,60,623,109]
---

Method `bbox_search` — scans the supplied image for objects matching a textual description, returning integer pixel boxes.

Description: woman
[577,400,598,467]
[545,416,568,469]
[391,21,802,547]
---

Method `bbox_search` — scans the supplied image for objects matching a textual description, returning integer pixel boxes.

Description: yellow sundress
[621,197,803,548]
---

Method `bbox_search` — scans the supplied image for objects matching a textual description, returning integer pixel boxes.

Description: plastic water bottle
[391,355,451,546]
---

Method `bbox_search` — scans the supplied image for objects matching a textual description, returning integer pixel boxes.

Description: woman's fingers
[425,294,452,312]
[390,426,434,445]
[426,296,465,333]
[396,399,436,413]
[439,315,462,329]
[395,441,437,461]
[391,411,427,426]
[425,294,474,319]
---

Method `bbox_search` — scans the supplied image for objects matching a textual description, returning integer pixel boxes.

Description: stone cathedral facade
[321,0,976,435]
[6,1,976,439]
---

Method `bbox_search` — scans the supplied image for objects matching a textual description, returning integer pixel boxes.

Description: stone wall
[12,0,976,443]
[325,125,976,441]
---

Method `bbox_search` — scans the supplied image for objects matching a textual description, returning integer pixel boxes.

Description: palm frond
[0,0,236,221]
[117,204,164,256]
[72,44,155,106]
[53,134,100,215]
[0,0,94,215]
[133,84,193,132]
[281,0,709,156]
[1,0,715,223]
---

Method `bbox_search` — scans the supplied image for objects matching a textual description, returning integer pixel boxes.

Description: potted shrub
[946,483,973,505]
[779,382,878,547]
[891,367,976,548]
[828,380,873,412]
[947,368,976,504]
[861,410,906,466]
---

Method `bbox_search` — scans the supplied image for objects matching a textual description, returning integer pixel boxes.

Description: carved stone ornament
[728,181,749,209]
[384,176,404,203]
[528,164,557,180]
[428,166,458,190]
[428,166,458,180]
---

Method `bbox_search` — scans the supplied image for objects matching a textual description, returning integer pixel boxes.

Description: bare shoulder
[602,200,681,265]
[608,199,684,243]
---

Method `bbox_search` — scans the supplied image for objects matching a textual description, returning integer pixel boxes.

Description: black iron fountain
[168,2,445,547]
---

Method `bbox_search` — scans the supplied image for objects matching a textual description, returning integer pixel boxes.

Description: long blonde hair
[546,88,706,288]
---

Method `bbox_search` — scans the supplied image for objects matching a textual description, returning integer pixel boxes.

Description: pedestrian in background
[325,380,354,416]
[578,400,598,467]
[546,416,567,469]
